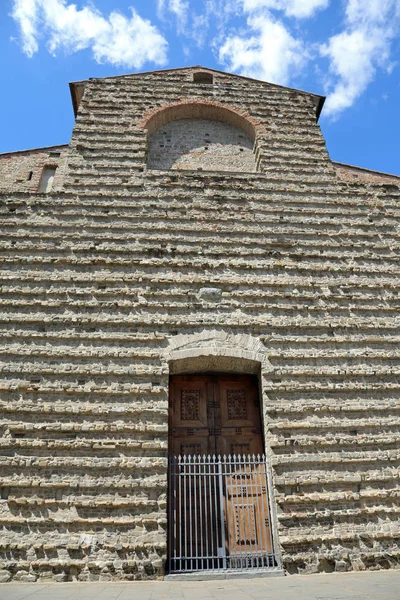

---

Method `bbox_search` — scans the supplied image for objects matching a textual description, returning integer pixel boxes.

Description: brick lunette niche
[138,99,265,173]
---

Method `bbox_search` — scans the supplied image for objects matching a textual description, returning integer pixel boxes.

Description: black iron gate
[168,454,279,573]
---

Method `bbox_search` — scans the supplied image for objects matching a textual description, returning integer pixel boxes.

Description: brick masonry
[147,118,256,172]
[0,66,399,583]
[333,162,400,185]
[0,146,68,194]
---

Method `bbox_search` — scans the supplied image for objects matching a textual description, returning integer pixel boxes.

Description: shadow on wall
[147,118,256,172]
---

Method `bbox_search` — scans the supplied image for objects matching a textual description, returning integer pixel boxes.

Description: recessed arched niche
[143,102,258,173]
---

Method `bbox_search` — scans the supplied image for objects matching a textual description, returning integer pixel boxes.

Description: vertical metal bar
[204,455,209,570]
[218,455,227,569]
[213,455,219,569]
[199,455,203,571]
[265,455,277,566]
[233,453,242,570]
[262,457,270,565]
[265,458,271,566]
[262,457,268,567]
[225,455,233,569]
[254,455,263,568]
[248,455,254,568]
[237,455,243,568]
[174,457,182,571]
[189,455,193,570]
[249,454,260,567]
[265,457,271,564]
[246,455,252,569]
[242,455,248,569]
[175,456,182,570]
[168,457,171,573]
[172,456,176,572]
[174,456,178,571]
[249,455,255,568]
[183,455,187,570]
[194,455,198,571]
[255,456,259,568]
[260,455,266,567]
[242,454,249,569]
[209,456,214,569]
[250,454,255,567]
[245,455,250,569]
[262,456,269,566]
[230,453,235,570]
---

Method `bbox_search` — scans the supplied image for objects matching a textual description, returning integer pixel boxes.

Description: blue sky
[1,0,400,175]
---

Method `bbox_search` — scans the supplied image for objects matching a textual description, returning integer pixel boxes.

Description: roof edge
[333,161,400,180]
[69,65,325,119]
[69,81,87,118]
[0,143,69,157]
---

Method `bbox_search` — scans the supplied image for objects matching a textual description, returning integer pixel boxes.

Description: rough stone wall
[147,118,256,171]
[62,68,335,191]
[0,146,68,194]
[0,67,400,582]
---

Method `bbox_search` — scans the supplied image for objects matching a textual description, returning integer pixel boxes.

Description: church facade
[0,66,399,583]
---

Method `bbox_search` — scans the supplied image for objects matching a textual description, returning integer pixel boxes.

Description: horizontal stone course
[0,67,399,581]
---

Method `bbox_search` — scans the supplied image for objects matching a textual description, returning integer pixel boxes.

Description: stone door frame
[164,330,282,571]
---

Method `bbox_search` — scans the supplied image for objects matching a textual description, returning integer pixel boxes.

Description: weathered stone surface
[197,288,223,302]
[0,570,12,582]
[0,66,399,581]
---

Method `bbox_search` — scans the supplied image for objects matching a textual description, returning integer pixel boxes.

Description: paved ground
[0,571,399,600]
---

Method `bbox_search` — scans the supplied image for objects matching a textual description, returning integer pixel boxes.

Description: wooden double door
[168,374,274,572]
[169,373,264,457]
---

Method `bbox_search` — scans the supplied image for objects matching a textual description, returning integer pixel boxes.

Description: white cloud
[169,0,189,24]
[242,0,329,19]
[345,0,400,26]
[321,0,400,116]
[216,0,326,87]
[157,0,189,32]
[219,13,307,84]
[11,0,168,68]
[12,0,39,56]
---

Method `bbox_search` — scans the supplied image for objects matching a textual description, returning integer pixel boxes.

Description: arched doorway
[167,369,279,575]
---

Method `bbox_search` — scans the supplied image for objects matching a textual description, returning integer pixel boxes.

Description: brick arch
[137,100,264,142]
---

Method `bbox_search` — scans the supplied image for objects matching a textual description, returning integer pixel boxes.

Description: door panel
[169,375,213,456]
[168,374,263,457]
[215,375,264,456]
[225,464,272,563]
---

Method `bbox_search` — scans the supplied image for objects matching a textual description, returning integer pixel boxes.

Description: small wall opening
[193,72,213,84]
[38,166,57,193]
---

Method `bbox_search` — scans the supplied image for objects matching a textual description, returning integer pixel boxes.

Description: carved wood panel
[225,466,273,558]
[181,390,200,420]
[169,374,263,456]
